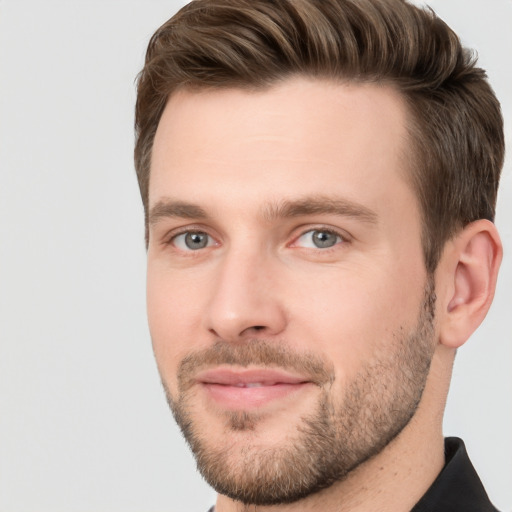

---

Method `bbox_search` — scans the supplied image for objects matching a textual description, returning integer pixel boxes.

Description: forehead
[149,78,414,216]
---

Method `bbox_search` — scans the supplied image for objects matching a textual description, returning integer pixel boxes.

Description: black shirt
[207,437,499,512]
[412,437,499,511]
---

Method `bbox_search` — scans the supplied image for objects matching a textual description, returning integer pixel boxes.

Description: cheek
[288,265,425,382]
[146,266,205,391]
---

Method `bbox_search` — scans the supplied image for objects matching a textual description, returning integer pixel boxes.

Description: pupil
[313,231,336,248]
[185,232,207,249]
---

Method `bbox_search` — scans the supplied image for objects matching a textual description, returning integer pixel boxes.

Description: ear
[437,219,502,349]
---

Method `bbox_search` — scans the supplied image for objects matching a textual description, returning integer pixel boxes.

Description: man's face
[147,78,436,505]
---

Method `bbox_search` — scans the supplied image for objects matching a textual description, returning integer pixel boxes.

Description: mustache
[177,339,335,392]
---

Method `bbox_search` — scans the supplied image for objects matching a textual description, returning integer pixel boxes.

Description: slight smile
[195,368,314,410]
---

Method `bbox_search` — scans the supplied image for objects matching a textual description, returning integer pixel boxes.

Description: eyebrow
[148,195,378,226]
[148,200,209,225]
[262,195,378,224]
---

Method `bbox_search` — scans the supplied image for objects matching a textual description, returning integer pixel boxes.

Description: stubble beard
[161,280,437,506]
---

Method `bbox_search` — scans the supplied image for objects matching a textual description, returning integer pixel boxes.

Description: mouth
[195,368,314,410]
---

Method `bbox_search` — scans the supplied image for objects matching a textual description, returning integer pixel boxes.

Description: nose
[204,247,287,342]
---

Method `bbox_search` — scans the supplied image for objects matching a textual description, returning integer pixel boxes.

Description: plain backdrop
[0,1,510,511]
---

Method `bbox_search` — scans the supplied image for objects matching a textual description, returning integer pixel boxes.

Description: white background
[0,1,510,511]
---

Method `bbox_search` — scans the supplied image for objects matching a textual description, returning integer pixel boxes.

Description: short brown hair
[134,0,504,272]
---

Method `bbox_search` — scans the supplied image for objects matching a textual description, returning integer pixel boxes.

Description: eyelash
[290,226,349,251]
[164,227,216,250]
[164,226,350,253]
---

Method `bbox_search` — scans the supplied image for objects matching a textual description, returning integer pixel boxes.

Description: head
[135,0,503,273]
[135,0,504,507]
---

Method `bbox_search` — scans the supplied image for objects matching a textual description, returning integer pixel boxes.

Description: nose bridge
[204,240,286,341]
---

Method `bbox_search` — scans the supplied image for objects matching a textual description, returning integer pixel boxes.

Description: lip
[195,368,313,410]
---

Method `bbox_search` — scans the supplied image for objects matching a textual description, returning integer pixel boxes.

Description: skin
[146,78,502,512]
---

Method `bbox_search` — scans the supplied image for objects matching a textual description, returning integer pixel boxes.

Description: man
[134,0,504,510]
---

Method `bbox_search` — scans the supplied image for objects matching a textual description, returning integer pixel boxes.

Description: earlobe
[438,220,502,349]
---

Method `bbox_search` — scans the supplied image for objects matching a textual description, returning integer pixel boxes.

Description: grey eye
[296,229,342,249]
[173,231,213,250]
[185,232,208,249]
[312,230,339,248]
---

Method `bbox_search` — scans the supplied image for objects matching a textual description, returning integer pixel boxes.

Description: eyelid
[163,224,220,249]
[159,223,351,251]
[289,225,351,249]
[176,232,215,250]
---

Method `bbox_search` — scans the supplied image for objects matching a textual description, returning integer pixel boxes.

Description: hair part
[134,0,504,272]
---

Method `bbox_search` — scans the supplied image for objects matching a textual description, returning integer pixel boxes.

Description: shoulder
[412,437,500,512]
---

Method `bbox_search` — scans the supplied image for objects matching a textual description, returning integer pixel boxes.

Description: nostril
[237,325,268,338]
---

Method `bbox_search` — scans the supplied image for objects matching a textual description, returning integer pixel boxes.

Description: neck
[215,346,453,512]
